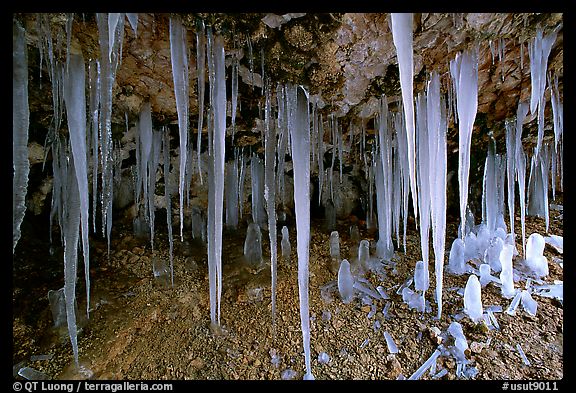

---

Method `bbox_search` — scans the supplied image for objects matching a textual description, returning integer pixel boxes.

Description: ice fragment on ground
[544,235,563,254]
[516,344,531,366]
[360,338,369,349]
[318,352,330,364]
[384,331,399,354]
[520,290,537,316]
[408,346,442,380]
[281,369,297,380]
[402,287,425,312]
[506,290,522,315]
[18,367,49,380]
[376,285,390,300]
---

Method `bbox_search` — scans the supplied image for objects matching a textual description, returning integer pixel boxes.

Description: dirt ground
[12,199,563,381]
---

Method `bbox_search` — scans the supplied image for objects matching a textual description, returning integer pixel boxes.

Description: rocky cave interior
[12,12,563,381]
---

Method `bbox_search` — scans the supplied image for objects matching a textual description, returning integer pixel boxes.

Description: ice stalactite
[137,103,153,228]
[392,136,402,248]
[514,102,529,257]
[505,120,516,238]
[13,21,30,253]
[196,19,206,184]
[317,114,325,205]
[287,84,314,380]
[162,128,174,286]
[276,85,289,208]
[88,60,100,234]
[450,49,478,239]
[148,130,163,251]
[528,27,557,157]
[63,53,91,319]
[96,13,122,253]
[390,13,418,224]
[376,96,394,260]
[238,149,246,219]
[225,159,239,229]
[251,154,266,226]
[482,141,498,233]
[231,53,239,142]
[126,13,138,36]
[426,72,447,320]
[393,110,410,254]
[169,15,190,242]
[337,119,343,183]
[549,74,563,154]
[415,92,430,297]
[63,156,81,367]
[263,81,278,327]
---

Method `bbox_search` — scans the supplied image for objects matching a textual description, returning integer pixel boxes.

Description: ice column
[287,84,314,380]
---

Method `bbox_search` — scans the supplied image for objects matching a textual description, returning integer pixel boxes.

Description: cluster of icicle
[14,13,562,379]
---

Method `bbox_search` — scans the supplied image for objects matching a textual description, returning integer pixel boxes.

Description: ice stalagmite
[63,53,91,319]
[13,21,30,253]
[427,72,447,319]
[196,20,206,184]
[463,274,483,323]
[287,84,314,380]
[450,49,479,239]
[263,82,278,325]
[169,16,189,242]
[390,13,418,224]
[162,129,174,286]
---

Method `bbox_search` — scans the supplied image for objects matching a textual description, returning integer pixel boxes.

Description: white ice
[463,275,483,323]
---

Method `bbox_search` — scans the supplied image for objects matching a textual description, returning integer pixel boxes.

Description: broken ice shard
[544,235,563,254]
[281,226,291,263]
[499,244,516,298]
[463,274,483,323]
[506,290,522,315]
[18,367,49,380]
[408,346,442,380]
[244,223,263,268]
[516,344,531,366]
[525,233,548,278]
[448,321,469,362]
[448,238,466,275]
[402,287,425,312]
[384,331,399,354]
[338,259,354,304]
[520,290,537,316]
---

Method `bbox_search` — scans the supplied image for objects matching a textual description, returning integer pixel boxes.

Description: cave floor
[13,201,563,380]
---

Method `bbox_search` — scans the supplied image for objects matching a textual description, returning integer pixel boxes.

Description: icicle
[376,96,394,260]
[287,84,314,380]
[13,21,30,253]
[251,154,266,225]
[225,159,239,229]
[514,102,529,257]
[427,72,447,319]
[231,53,239,142]
[550,74,563,154]
[450,49,479,239]
[390,13,419,224]
[108,13,122,62]
[238,149,246,219]
[148,131,162,251]
[528,28,557,157]
[338,119,343,183]
[126,13,138,36]
[163,128,174,287]
[520,39,524,70]
[415,92,430,295]
[247,35,254,90]
[505,120,516,238]
[137,103,153,227]
[264,81,278,327]
[317,114,325,205]
[196,19,206,184]
[169,16,190,242]
[62,157,81,367]
[63,53,91,319]
[88,60,100,233]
